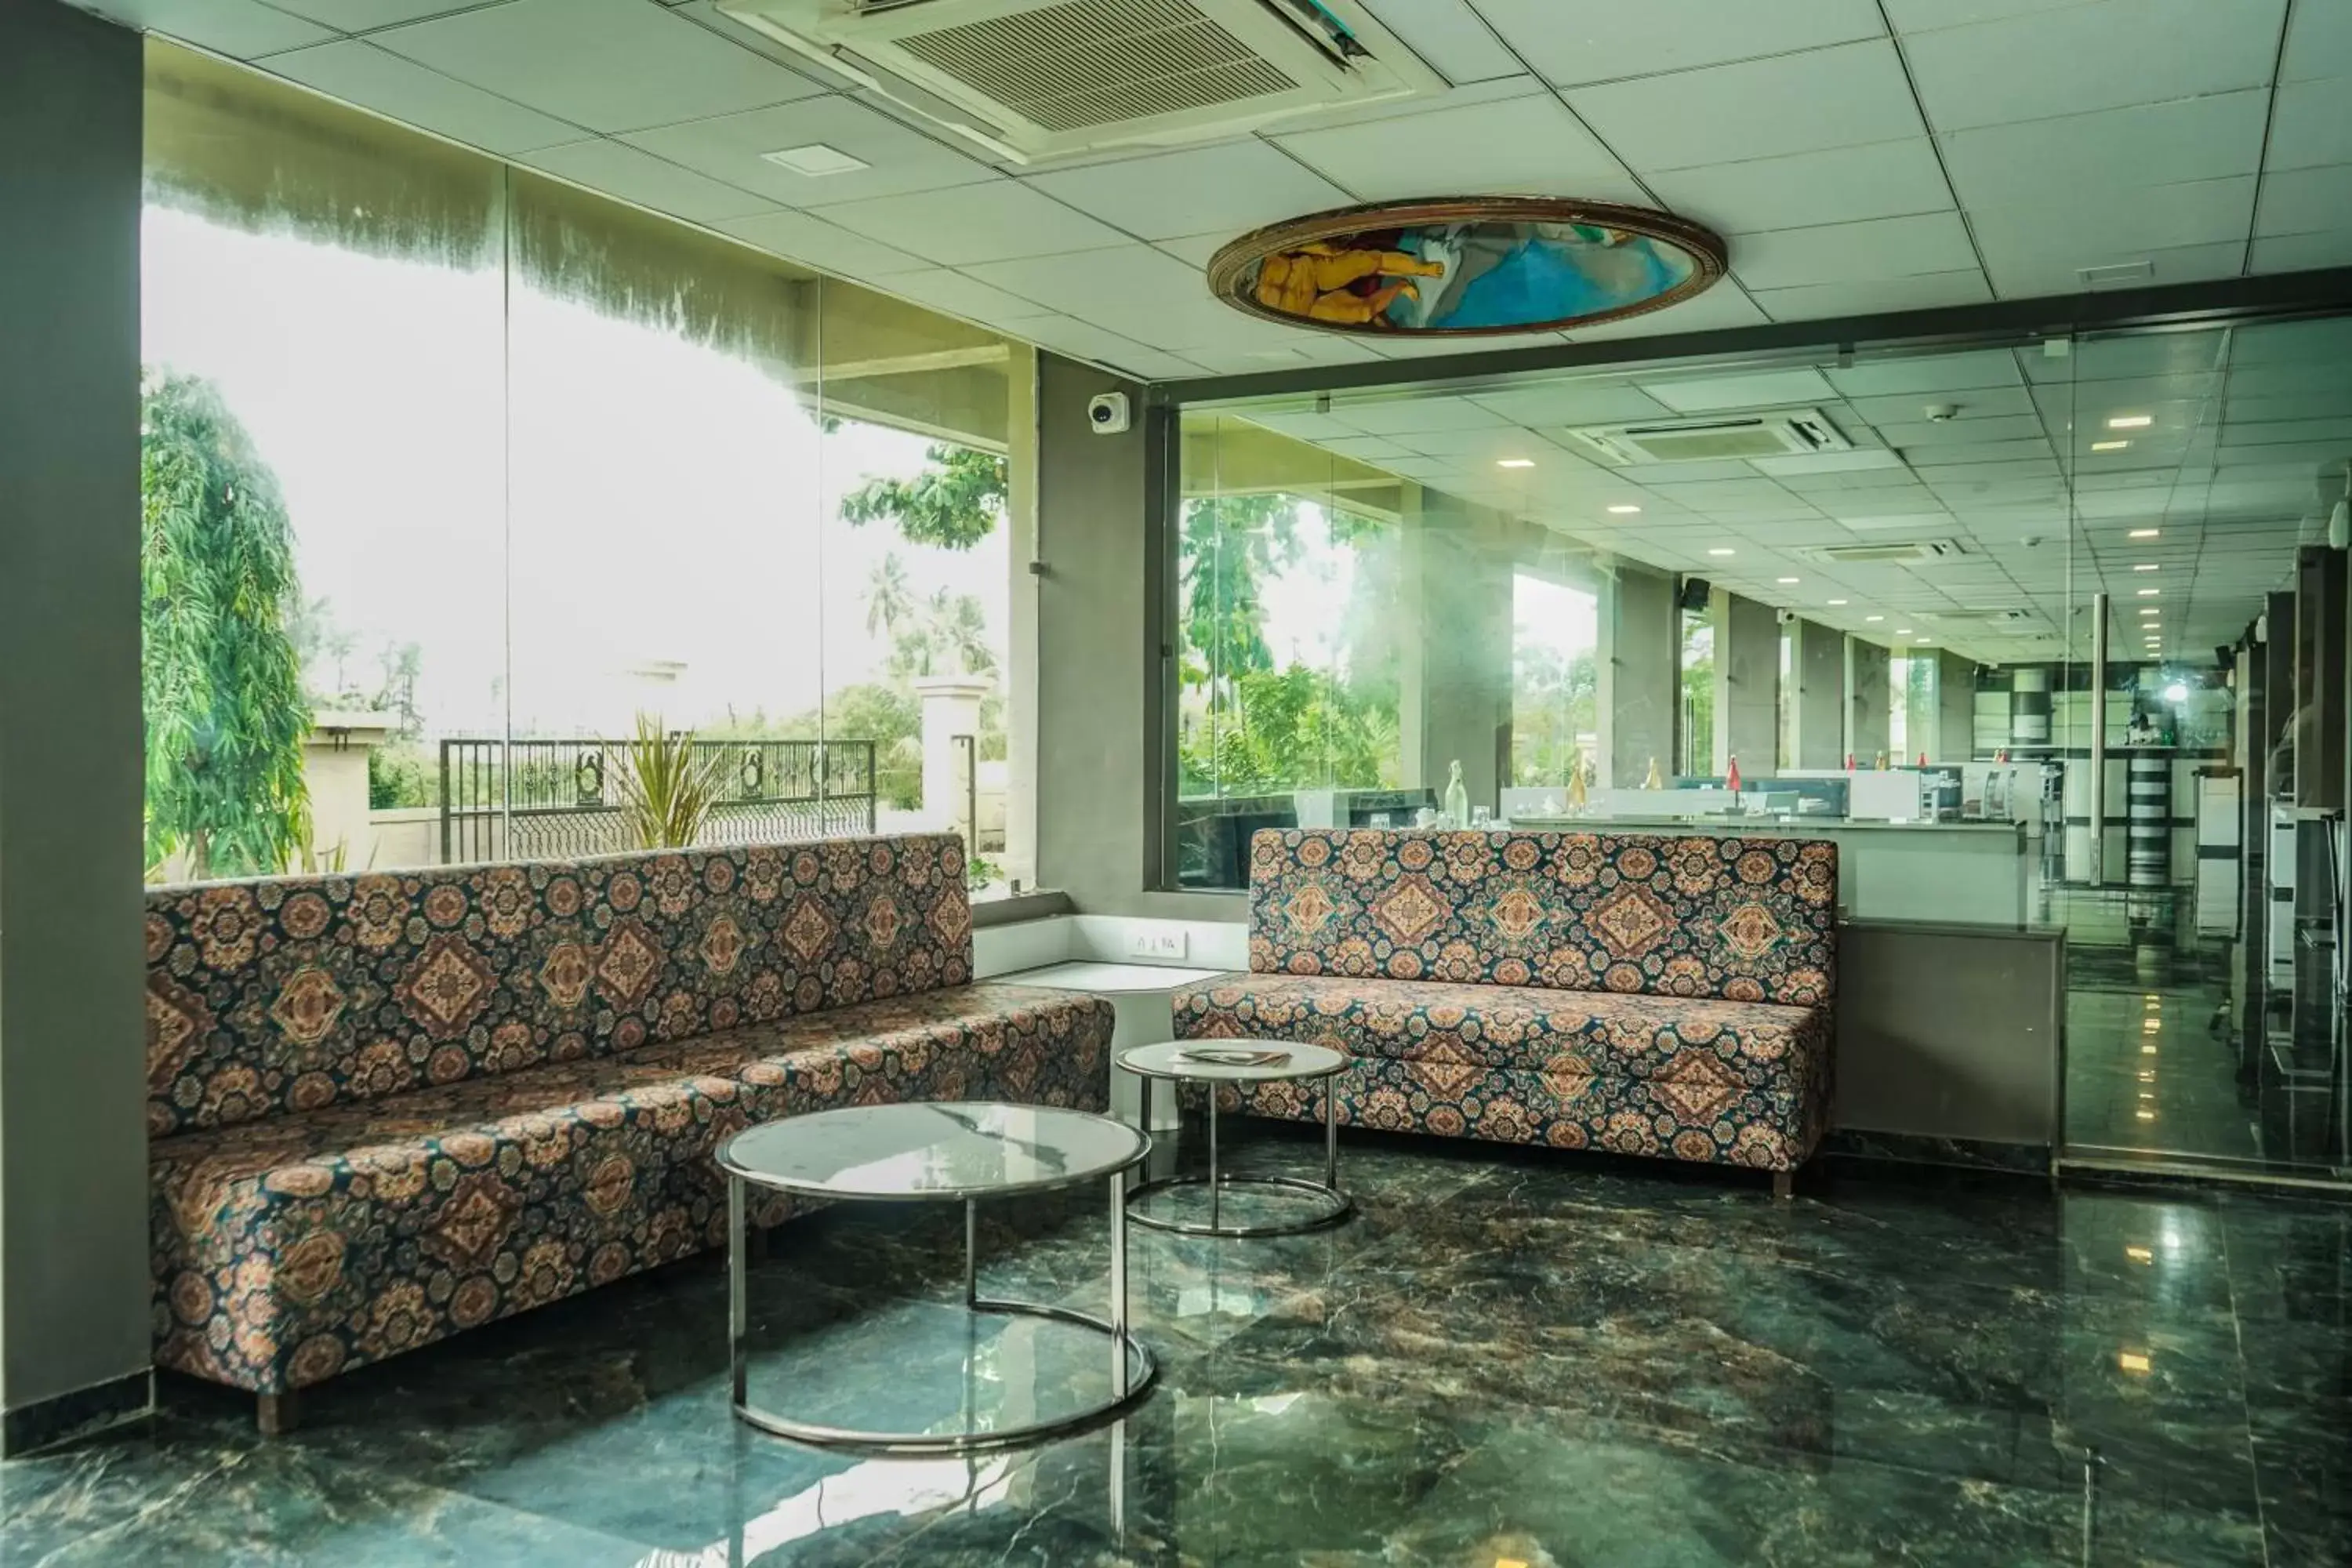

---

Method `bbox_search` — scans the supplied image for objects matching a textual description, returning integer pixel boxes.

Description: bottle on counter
[1443,760,1469,827]
[1643,757,1664,789]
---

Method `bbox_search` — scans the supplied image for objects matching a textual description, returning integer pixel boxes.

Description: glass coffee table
[717,1101,1156,1454]
[1118,1040,1354,1238]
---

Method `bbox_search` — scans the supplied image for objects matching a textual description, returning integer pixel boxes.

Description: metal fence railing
[438,737,877,866]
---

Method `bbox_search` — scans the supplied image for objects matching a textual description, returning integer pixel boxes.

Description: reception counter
[1510,815,2031,926]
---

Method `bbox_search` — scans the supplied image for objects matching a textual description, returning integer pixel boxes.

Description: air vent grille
[895,0,1298,133]
[1805,539,1965,564]
[1563,409,1853,465]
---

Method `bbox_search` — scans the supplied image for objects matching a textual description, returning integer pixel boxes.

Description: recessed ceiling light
[1777,576,1800,584]
[1607,503,1642,514]
[2129,528,2160,539]
[1896,627,1914,634]
[2107,414,2153,429]
[1866,615,1885,622]
[2138,587,2159,596]
[2133,563,2158,572]
[1497,458,1536,469]
[1708,547,1735,556]
[760,143,871,176]
[2092,439,2131,452]
[1827,598,1848,606]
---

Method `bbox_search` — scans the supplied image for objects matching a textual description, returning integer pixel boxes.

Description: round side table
[1118,1040,1352,1238]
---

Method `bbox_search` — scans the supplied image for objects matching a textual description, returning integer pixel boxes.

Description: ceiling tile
[1980,236,2247,299]
[1730,211,1977,290]
[1566,41,1927,172]
[1647,368,1838,413]
[1752,269,1994,320]
[1970,174,2257,292]
[873,268,1051,329]
[1903,0,2287,131]
[1940,91,2270,210]
[1272,93,1638,202]
[716,208,931,277]
[2280,0,2352,82]
[1570,282,1769,339]
[373,0,821,134]
[1153,232,1238,269]
[960,244,1279,355]
[1356,0,1525,84]
[1475,0,1886,85]
[264,0,470,27]
[2249,229,2352,272]
[101,0,332,57]
[2256,165,2352,237]
[1646,139,1952,235]
[1023,141,1349,242]
[1827,350,2026,397]
[263,40,583,154]
[621,96,999,206]
[519,140,775,224]
[1016,318,1202,381]
[2265,78,2352,172]
[1469,384,1675,425]
[1882,0,2100,29]
[1327,397,1515,436]
[813,180,1131,266]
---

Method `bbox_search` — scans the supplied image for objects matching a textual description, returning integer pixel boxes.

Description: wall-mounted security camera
[1923,403,1959,423]
[1087,392,1131,434]
[1775,608,1796,626]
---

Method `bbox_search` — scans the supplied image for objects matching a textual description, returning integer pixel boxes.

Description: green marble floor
[3,1132,2347,1566]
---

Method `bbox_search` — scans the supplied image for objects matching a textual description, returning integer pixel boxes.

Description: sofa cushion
[149,982,1110,1393]
[1247,829,1835,1007]
[1175,973,1826,1094]
[146,835,976,1137]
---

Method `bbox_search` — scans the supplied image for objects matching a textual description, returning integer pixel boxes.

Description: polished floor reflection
[4,1132,2347,1566]
[2058,885,2349,1178]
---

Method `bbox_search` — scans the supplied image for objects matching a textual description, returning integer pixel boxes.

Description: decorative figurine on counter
[1845,752,1855,771]
[1567,747,1591,811]
[1643,757,1664,789]
[1725,755,1743,793]
[1873,750,1889,770]
[1443,760,1470,828]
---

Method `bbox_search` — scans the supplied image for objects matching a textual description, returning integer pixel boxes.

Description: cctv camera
[1087,392,1131,435]
[1923,403,1958,423]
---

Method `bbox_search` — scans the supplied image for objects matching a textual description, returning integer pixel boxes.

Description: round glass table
[1117,1040,1354,1238]
[717,1101,1156,1454]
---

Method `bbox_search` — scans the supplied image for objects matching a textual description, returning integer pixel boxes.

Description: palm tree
[865,551,914,639]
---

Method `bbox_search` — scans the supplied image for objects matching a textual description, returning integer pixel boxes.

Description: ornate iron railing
[437,738,877,866]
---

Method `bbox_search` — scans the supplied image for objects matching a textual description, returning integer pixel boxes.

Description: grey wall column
[1789,619,1846,769]
[1397,489,1511,813]
[1849,641,1890,764]
[0,0,151,1451]
[1713,593,1779,773]
[1936,651,1976,763]
[1598,563,1676,788]
[1033,356,1233,919]
[2010,666,2053,750]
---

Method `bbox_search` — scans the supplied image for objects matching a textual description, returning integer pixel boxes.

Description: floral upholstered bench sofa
[145,833,1109,1432]
[1174,828,1836,1192]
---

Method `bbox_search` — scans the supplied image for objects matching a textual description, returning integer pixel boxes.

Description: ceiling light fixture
[1866,615,1884,622]
[1896,627,1914,635]
[1777,576,1799,584]
[1708,547,1735,556]
[2092,439,2130,452]
[760,143,871,176]
[1607,503,1642,514]
[2108,414,2153,429]
[1497,458,1535,469]
[2138,587,2159,597]
[1827,598,1848,606]
[1915,636,1931,643]
[2129,528,2159,538]
[2134,563,2158,572]
[2141,608,2159,616]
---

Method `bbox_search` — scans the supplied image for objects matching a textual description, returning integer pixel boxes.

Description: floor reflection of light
[639,1453,1022,1568]
[2141,1044,2158,1056]
[2126,1246,2153,1264]
[2136,1110,2157,1121]
[2118,1351,2151,1374]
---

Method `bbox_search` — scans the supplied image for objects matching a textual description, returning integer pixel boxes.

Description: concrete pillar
[1789,619,1846,769]
[1849,640,1890,764]
[0,0,151,1452]
[1001,345,1038,891]
[303,711,395,873]
[2009,665,2053,750]
[1598,563,1676,789]
[1397,489,1512,815]
[1714,593,1779,778]
[915,675,991,838]
[1937,651,1977,763]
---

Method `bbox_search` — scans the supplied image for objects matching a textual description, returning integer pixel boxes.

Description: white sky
[140,208,1007,742]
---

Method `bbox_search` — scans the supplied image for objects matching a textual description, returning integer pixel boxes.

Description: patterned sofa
[1174,829,1836,1190]
[144,833,1109,1432]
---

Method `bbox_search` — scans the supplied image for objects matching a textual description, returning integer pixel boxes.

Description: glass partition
[139,42,1029,891]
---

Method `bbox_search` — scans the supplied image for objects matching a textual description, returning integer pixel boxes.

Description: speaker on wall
[1678,576,1712,614]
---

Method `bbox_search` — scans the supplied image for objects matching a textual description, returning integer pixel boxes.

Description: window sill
[971,888,1074,927]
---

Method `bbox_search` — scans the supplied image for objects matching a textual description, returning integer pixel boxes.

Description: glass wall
[139,43,1029,891]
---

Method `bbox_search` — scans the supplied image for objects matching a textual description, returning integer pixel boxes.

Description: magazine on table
[1173,1046,1294,1069]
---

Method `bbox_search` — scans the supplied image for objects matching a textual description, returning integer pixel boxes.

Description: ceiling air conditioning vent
[716,0,1443,165]
[1801,539,1967,564]
[1563,409,1853,466]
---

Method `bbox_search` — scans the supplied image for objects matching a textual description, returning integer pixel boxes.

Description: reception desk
[1510,816,2032,927]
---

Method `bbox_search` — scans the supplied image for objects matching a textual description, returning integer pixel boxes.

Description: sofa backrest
[1247,828,1835,1007]
[144,833,973,1138]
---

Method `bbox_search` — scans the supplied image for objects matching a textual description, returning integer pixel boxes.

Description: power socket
[1125,930,1188,961]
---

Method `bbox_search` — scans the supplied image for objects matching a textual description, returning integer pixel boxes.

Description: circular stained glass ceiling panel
[1208,197,1726,338]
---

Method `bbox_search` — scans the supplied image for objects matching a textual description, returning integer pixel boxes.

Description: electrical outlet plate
[1125,930,1189,960]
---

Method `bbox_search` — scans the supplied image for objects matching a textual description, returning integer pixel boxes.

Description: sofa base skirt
[1197,1056,1820,1176]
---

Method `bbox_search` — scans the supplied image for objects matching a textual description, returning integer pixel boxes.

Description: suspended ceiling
[82,0,2352,381]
